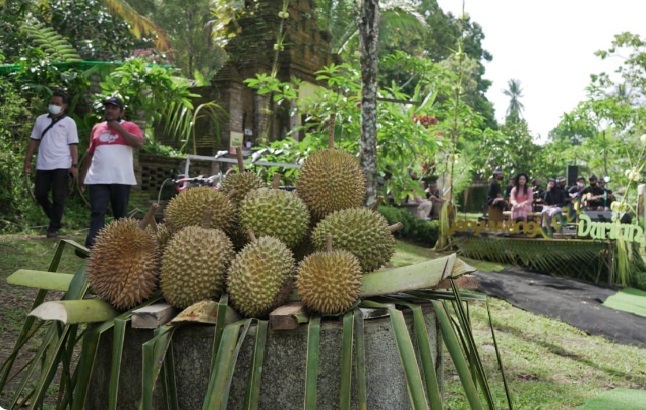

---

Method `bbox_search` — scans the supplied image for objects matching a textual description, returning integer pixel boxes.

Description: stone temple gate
[158,0,337,156]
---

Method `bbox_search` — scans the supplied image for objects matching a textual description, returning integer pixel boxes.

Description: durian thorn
[272,173,281,189]
[389,222,404,233]
[139,203,159,231]
[371,196,384,211]
[202,208,213,229]
[226,189,237,200]
[247,230,257,242]
[325,234,334,252]
[328,113,336,149]
[236,147,245,172]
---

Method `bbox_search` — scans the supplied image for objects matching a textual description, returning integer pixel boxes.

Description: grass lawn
[1,235,645,409]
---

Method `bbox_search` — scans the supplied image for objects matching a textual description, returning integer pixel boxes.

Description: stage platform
[456,235,615,285]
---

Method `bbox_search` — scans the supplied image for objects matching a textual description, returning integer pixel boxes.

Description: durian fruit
[161,224,234,309]
[219,147,267,206]
[311,208,397,272]
[227,234,295,318]
[164,186,235,233]
[296,149,366,220]
[87,216,159,310]
[296,236,362,314]
[239,181,310,249]
[155,223,173,251]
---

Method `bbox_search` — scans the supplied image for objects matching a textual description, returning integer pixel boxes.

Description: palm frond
[21,22,82,63]
[103,0,171,51]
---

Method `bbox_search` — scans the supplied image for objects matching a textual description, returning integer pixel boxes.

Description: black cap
[589,174,597,181]
[493,168,503,175]
[103,96,124,108]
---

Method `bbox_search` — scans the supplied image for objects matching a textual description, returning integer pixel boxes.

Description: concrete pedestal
[88,308,442,409]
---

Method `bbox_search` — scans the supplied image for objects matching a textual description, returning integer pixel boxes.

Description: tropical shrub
[378,205,439,247]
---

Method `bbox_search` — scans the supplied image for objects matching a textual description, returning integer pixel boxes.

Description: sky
[436,0,646,142]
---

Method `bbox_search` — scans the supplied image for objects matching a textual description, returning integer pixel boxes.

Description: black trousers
[85,184,131,248]
[34,169,69,233]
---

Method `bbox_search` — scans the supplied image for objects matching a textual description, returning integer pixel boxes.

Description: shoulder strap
[40,115,67,140]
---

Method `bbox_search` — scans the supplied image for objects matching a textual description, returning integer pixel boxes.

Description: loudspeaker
[566,165,579,186]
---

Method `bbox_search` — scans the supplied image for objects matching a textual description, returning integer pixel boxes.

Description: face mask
[48,104,63,116]
[577,182,584,188]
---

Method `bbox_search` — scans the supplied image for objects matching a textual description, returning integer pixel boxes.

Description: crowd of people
[486,169,616,234]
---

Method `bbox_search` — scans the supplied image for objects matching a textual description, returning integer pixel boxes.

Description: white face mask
[48,104,63,116]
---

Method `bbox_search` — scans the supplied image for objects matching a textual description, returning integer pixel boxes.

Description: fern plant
[20,21,82,63]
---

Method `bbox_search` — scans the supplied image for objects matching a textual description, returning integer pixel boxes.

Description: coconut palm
[504,78,525,120]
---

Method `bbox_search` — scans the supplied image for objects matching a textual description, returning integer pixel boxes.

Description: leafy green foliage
[37,0,152,61]
[20,21,82,63]
[0,80,40,230]
[245,60,459,201]
[378,205,439,247]
[98,58,200,140]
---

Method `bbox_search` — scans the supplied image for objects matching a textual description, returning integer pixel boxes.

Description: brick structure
[137,0,337,203]
[210,0,336,154]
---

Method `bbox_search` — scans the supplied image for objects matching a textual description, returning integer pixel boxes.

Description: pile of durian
[86,145,400,318]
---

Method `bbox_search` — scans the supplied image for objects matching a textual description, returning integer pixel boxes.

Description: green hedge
[378,205,439,247]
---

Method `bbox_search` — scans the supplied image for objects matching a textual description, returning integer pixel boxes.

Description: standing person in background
[23,91,79,238]
[510,173,533,222]
[79,97,143,251]
[486,168,507,225]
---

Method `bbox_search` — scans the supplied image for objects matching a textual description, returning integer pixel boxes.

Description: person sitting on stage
[510,173,534,222]
[597,176,616,211]
[532,178,544,212]
[486,168,507,224]
[541,178,565,236]
[503,177,514,210]
[567,176,585,200]
[580,174,607,210]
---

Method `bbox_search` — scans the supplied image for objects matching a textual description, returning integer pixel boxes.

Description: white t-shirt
[31,114,79,170]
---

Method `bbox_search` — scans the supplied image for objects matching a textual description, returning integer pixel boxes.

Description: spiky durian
[296,249,362,314]
[155,223,173,251]
[296,149,366,220]
[227,236,295,318]
[219,171,267,207]
[164,187,235,233]
[311,208,396,272]
[87,218,159,310]
[239,188,310,249]
[161,226,234,309]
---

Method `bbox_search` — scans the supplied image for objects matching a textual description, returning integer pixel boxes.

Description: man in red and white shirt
[79,96,143,249]
[23,91,79,238]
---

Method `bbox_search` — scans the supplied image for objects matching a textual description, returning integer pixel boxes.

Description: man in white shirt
[79,96,144,250]
[23,91,79,238]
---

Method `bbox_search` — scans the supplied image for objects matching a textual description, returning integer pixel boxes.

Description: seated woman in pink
[510,173,533,222]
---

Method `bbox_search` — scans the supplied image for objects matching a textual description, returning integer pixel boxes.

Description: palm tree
[503,78,525,120]
[316,0,427,55]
